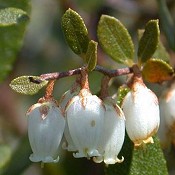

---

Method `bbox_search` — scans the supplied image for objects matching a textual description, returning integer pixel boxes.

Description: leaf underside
[142,58,174,83]
[9,76,48,95]
[0,5,29,82]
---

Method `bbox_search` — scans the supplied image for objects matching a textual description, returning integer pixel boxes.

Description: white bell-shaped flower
[66,89,105,158]
[27,100,65,163]
[158,99,171,148]
[158,86,175,148]
[160,88,175,127]
[93,98,125,164]
[122,80,160,146]
[60,90,78,152]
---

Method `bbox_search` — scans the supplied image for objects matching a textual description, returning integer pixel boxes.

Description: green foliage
[1,135,32,175]
[138,29,170,62]
[97,15,134,66]
[9,76,48,95]
[0,144,11,174]
[0,5,29,82]
[105,136,168,175]
[157,0,175,51]
[130,136,168,175]
[0,0,31,13]
[86,40,97,72]
[117,86,130,107]
[0,8,28,26]
[142,58,174,83]
[4,5,172,175]
[61,8,89,58]
[138,20,160,64]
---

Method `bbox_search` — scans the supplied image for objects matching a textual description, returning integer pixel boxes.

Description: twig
[29,65,133,83]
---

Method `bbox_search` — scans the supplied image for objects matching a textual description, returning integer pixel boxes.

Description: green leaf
[97,15,134,66]
[138,29,170,62]
[0,5,30,83]
[117,85,130,107]
[0,144,11,174]
[157,0,175,51]
[86,40,97,71]
[138,20,160,64]
[142,58,174,83]
[61,8,89,57]
[1,135,32,175]
[130,136,168,175]
[0,8,28,26]
[105,135,168,175]
[9,76,48,95]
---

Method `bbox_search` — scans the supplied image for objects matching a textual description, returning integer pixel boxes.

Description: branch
[29,65,133,83]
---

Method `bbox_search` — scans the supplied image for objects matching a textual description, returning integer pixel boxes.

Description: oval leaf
[138,29,170,62]
[97,15,134,66]
[138,20,160,63]
[86,40,97,71]
[0,5,30,82]
[0,7,28,26]
[142,58,174,83]
[9,76,48,95]
[61,8,89,57]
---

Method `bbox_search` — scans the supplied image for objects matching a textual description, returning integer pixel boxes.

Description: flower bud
[66,89,105,158]
[122,80,160,146]
[27,100,65,163]
[93,98,125,164]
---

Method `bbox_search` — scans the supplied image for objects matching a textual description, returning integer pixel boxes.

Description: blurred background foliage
[0,0,175,175]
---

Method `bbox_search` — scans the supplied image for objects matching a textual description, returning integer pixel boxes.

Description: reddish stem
[44,80,55,100]
[80,68,90,91]
[100,76,111,99]
[28,65,133,84]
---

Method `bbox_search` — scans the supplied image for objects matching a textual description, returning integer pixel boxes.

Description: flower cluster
[27,69,160,165]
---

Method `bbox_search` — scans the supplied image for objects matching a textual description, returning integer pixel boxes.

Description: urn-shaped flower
[158,86,175,148]
[93,98,125,164]
[65,89,105,158]
[60,89,78,152]
[122,78,160,146]
[27,100,65,163]
[159,87,175,128]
